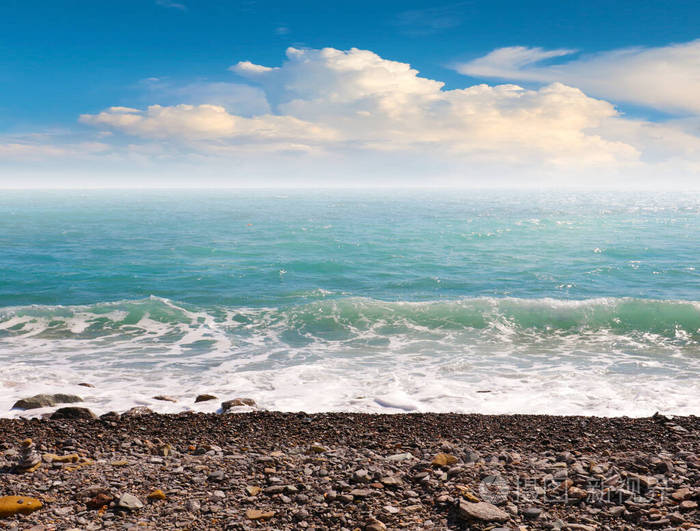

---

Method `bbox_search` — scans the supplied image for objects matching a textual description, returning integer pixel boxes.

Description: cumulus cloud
[79,47,652,171]
[455,40,700,115]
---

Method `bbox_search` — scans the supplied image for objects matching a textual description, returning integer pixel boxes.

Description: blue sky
[2,1,700,187]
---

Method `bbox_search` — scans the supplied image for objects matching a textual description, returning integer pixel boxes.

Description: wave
[2,295,700,418]
[1,295,699,344]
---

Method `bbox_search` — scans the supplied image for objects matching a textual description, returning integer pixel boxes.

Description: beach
[1,191,699,530]
[0,410,698,530]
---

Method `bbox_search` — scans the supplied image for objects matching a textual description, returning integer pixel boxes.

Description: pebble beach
[0,408,698,530]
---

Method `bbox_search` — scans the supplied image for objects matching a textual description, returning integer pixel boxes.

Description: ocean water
[1,189,699,417]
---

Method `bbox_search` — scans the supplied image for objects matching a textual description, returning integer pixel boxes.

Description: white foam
[2,297,700,418]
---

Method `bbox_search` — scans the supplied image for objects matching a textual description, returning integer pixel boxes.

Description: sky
[2,0,700,188]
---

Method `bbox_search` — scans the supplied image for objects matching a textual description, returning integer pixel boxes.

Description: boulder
[12,394,83,410]
[195,394,217,403]
[221,397,256,410]
[51,407,96,420]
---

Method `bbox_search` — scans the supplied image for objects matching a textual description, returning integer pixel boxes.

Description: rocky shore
[0,411,698,530]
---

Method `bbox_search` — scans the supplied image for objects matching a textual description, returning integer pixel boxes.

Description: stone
[352,469,370,482]
[51,406,96,420]
[221,397,256,410]
[86,492,113,510]
[309,443,328,453]
[627,473,658,489]
[679,500,697,511]
[195,394,217,402]
[671,488,692,501]
[116,493,144,511]
[349,489,371,498]
[246,509,275,520]
[365,519,387,531]
[432,453,458,467]
[568,486,588,499]
[385,452,414,462]
[208,469,225,482]
[147,489,166,501]
[122,406,153,417]
[16,438,41,473]
[380,476,402,487]
[44,453,79,463]
[153,395,177,402]
[0,495,43,518]
[246,486,262,496]
[523,506,542,519]
[608,505,625,516]
[458,500,509,523]
[184,499,200,512]
[12,393,83,410]
[78,382,95,387]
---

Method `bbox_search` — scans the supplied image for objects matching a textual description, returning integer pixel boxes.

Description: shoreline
[0,412,698,530]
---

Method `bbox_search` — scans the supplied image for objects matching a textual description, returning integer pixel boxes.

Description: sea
[1,189,699,418]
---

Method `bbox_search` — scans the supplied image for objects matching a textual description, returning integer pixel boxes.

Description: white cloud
[59,46,700,185]
[455,40,700,115]
[80,47,645,171]
[79,103,337,144]
[0,140,109,159]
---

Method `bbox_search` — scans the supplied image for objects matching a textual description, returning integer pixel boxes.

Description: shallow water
[1,190,699,416]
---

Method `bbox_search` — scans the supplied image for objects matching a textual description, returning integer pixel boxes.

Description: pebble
[116,493,144,511]
[523,506,542,519]
[679,500,697,511]
[147,489,166,501]
[184,499,200,512]
[0,411,698,530]
[431,453,458,467]
[246,509,275,520]
[458,500,509,522]
[16,438,41,473]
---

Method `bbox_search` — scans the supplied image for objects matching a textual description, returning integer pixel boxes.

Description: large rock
[458,500,509,523]
[222,398,256,410]
[0,495,43,517]
[195,394,217,403]
[51,407,96,420]
[12,394,83,410]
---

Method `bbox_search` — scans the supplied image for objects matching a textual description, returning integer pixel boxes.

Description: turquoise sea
[1,190,699,416]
